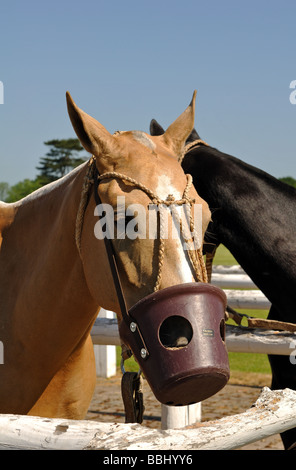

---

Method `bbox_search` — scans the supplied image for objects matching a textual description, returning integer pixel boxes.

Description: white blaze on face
[155,175,194,283]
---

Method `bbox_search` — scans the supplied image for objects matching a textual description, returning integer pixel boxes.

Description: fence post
[94,309,117,378]
[161,403,201,430]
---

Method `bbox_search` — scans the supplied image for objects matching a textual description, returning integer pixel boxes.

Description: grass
[116,347,139,373]
[117,244,272,376]
[213,244,238,266]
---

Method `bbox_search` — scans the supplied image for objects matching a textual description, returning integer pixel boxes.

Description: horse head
[66,91,211,314]
[66,93,229,405]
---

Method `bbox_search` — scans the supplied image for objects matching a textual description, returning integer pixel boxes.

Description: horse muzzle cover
[119,282,230,406]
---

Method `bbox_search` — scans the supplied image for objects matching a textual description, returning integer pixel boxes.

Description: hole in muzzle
[159,315,193,349]
[220,318,226,342]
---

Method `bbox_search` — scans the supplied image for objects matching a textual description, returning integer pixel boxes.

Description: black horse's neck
[182,144,296,316]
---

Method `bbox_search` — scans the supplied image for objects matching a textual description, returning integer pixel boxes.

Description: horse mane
[13,160,89,207]
[186,143,296,197]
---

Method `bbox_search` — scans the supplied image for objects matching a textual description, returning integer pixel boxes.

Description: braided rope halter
[75,156,208,292]
[179,138,209,163]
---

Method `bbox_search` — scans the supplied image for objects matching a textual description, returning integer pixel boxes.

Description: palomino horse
[0,92,211,420]
[150,119,296,450]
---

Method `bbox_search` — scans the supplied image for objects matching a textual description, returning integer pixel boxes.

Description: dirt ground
[85,369,284,450]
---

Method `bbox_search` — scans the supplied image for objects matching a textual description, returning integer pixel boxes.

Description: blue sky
[1,0,295,186]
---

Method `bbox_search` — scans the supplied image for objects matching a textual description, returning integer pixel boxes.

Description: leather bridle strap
[93,168,149,358]
[121,372,145,424]
[94,171,147,425]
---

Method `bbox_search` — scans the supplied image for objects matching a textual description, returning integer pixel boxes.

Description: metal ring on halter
[120,358,142,377]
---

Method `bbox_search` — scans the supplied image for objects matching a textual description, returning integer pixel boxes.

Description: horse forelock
[131,131,156,151]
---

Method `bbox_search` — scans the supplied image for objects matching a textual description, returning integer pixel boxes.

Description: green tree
[36,138,88,184]
[279,176,296,188]
[5,179,43,203]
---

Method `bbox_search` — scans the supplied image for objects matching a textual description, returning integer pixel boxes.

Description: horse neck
[183,146,296,284]
[14,166,84,264]
[0,162,98,329]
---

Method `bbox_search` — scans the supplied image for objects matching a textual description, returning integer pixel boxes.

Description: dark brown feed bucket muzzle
[119,282,230,406]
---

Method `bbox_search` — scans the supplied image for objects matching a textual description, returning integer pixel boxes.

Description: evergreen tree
[36,138,88,184]
[5,179,42,203]
[279,176,296,188]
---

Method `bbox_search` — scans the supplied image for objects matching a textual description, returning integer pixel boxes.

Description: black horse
[150,119,296,450]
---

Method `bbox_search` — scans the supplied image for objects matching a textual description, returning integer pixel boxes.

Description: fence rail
[1,388,296,449]
[92,318,296,356]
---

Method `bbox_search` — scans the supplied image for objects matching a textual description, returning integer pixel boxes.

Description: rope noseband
[75,157,208,291]
[97,171,208,288]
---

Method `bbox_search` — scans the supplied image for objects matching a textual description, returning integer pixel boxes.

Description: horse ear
[187,128,201,143]
[66,92,119,159]
[150,120,202,145]
[150,119,165,136]
[162,90,196,157]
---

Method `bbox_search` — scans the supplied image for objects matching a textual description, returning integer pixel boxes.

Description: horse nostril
[159,316,193,349]
[175,336,189,347]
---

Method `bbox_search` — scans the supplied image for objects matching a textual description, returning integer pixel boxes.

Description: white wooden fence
[1,387,296,449]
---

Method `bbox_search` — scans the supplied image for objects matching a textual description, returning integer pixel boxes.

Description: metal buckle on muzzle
[119,282,230,406]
